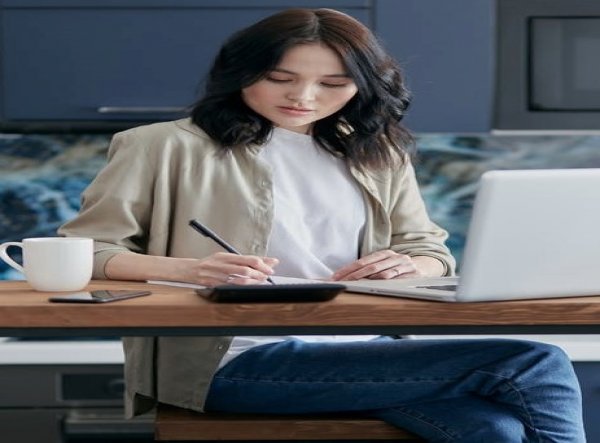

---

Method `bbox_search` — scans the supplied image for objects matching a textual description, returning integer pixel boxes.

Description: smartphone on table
[48,290,152,303]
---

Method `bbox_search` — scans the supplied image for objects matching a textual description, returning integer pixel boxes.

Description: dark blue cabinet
[0,0,494,132]
[573,362,600,441]
[374,0,495,132]
[0,0,370,131]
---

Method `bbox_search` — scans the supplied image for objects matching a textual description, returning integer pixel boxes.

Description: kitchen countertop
[1,335,599,365]
[412,335,600,362]
[0,337,124,364]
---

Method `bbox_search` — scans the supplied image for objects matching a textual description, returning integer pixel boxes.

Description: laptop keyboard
[416,285,458,291]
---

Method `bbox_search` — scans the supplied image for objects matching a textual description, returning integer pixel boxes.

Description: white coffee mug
[0,237,93,291]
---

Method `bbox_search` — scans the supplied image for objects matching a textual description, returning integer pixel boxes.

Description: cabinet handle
[97,106,186,114]
[64,410,154,435]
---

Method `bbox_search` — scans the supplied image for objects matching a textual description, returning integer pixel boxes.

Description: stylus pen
[189,219,275,284]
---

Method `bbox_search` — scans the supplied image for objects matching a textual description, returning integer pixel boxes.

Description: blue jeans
[205,337,586,442]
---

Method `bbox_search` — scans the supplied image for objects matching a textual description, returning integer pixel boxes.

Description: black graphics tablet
[195,283,345,303]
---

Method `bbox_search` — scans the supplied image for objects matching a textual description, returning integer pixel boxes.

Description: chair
[155,404,425,441]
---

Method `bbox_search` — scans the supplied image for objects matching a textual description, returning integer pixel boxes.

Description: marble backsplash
[1,130,600,280]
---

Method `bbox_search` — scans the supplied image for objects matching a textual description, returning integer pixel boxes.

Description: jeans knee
[511,340,580,392]
[480,339,577,388]
[466,413,526,442]
[522,341,572,371]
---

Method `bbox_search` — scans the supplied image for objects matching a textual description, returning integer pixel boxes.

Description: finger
[224,274,270,285]
[193,269,230,287]
[197,270,270,286]
[338,259,396,281]
[191,257,259,284]
[205,254,278,278]
[202,263,270,282]
[367,262,418,280]
[262,256,280,267]
[334,252,413,281]
[332,250,398,280]
[343,256,415,280]
[225,254,278,275]
[395,269,421,279]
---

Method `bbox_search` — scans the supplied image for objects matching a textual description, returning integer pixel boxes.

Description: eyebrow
[271,68,351,78]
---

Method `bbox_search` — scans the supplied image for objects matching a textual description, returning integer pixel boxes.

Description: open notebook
[341,169,600,302]
[148,276,324,289]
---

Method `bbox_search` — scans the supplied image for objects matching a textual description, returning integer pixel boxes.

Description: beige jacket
[59,118,455,417]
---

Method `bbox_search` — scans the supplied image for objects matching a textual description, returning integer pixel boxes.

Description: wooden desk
[2,280,600,337]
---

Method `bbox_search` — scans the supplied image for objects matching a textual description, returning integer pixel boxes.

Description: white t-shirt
[217,127,378,369]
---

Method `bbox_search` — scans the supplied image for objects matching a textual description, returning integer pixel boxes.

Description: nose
[286,82,315,104]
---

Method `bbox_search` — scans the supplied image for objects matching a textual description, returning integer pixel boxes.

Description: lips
[277,106,314,115]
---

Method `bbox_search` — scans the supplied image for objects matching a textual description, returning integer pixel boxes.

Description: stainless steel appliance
[495,0,600,131]
[0,338,153,443]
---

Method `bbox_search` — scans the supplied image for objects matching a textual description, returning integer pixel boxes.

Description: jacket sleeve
[58,129,156,279]
[388,162,456,276]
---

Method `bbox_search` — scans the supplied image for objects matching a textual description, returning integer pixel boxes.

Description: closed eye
[321,82,349,88]
[266,76,292,83]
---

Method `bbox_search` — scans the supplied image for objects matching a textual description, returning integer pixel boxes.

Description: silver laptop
[342,169,600,302]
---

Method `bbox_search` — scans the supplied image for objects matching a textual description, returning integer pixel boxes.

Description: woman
[59,9,585,442]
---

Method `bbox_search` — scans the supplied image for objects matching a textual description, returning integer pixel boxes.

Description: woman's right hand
[104,251,278,286]
[180,252,279,286]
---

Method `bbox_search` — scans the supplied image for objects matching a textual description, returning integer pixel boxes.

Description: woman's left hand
[330,250,421,281]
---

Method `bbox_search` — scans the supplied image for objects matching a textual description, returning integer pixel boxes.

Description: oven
[0,338,154,443]
[495,0,600,131]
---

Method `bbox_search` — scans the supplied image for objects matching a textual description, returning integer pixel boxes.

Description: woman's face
[242,43,358,134]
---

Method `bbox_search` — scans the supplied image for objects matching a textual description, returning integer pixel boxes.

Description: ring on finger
[226,273,249,283]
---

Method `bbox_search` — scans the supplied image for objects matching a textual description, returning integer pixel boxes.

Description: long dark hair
[191,8,413,170]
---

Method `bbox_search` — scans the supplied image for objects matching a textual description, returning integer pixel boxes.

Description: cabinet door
[0,1,369,129]
[573,362,600,441]
[374,0,494,132]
